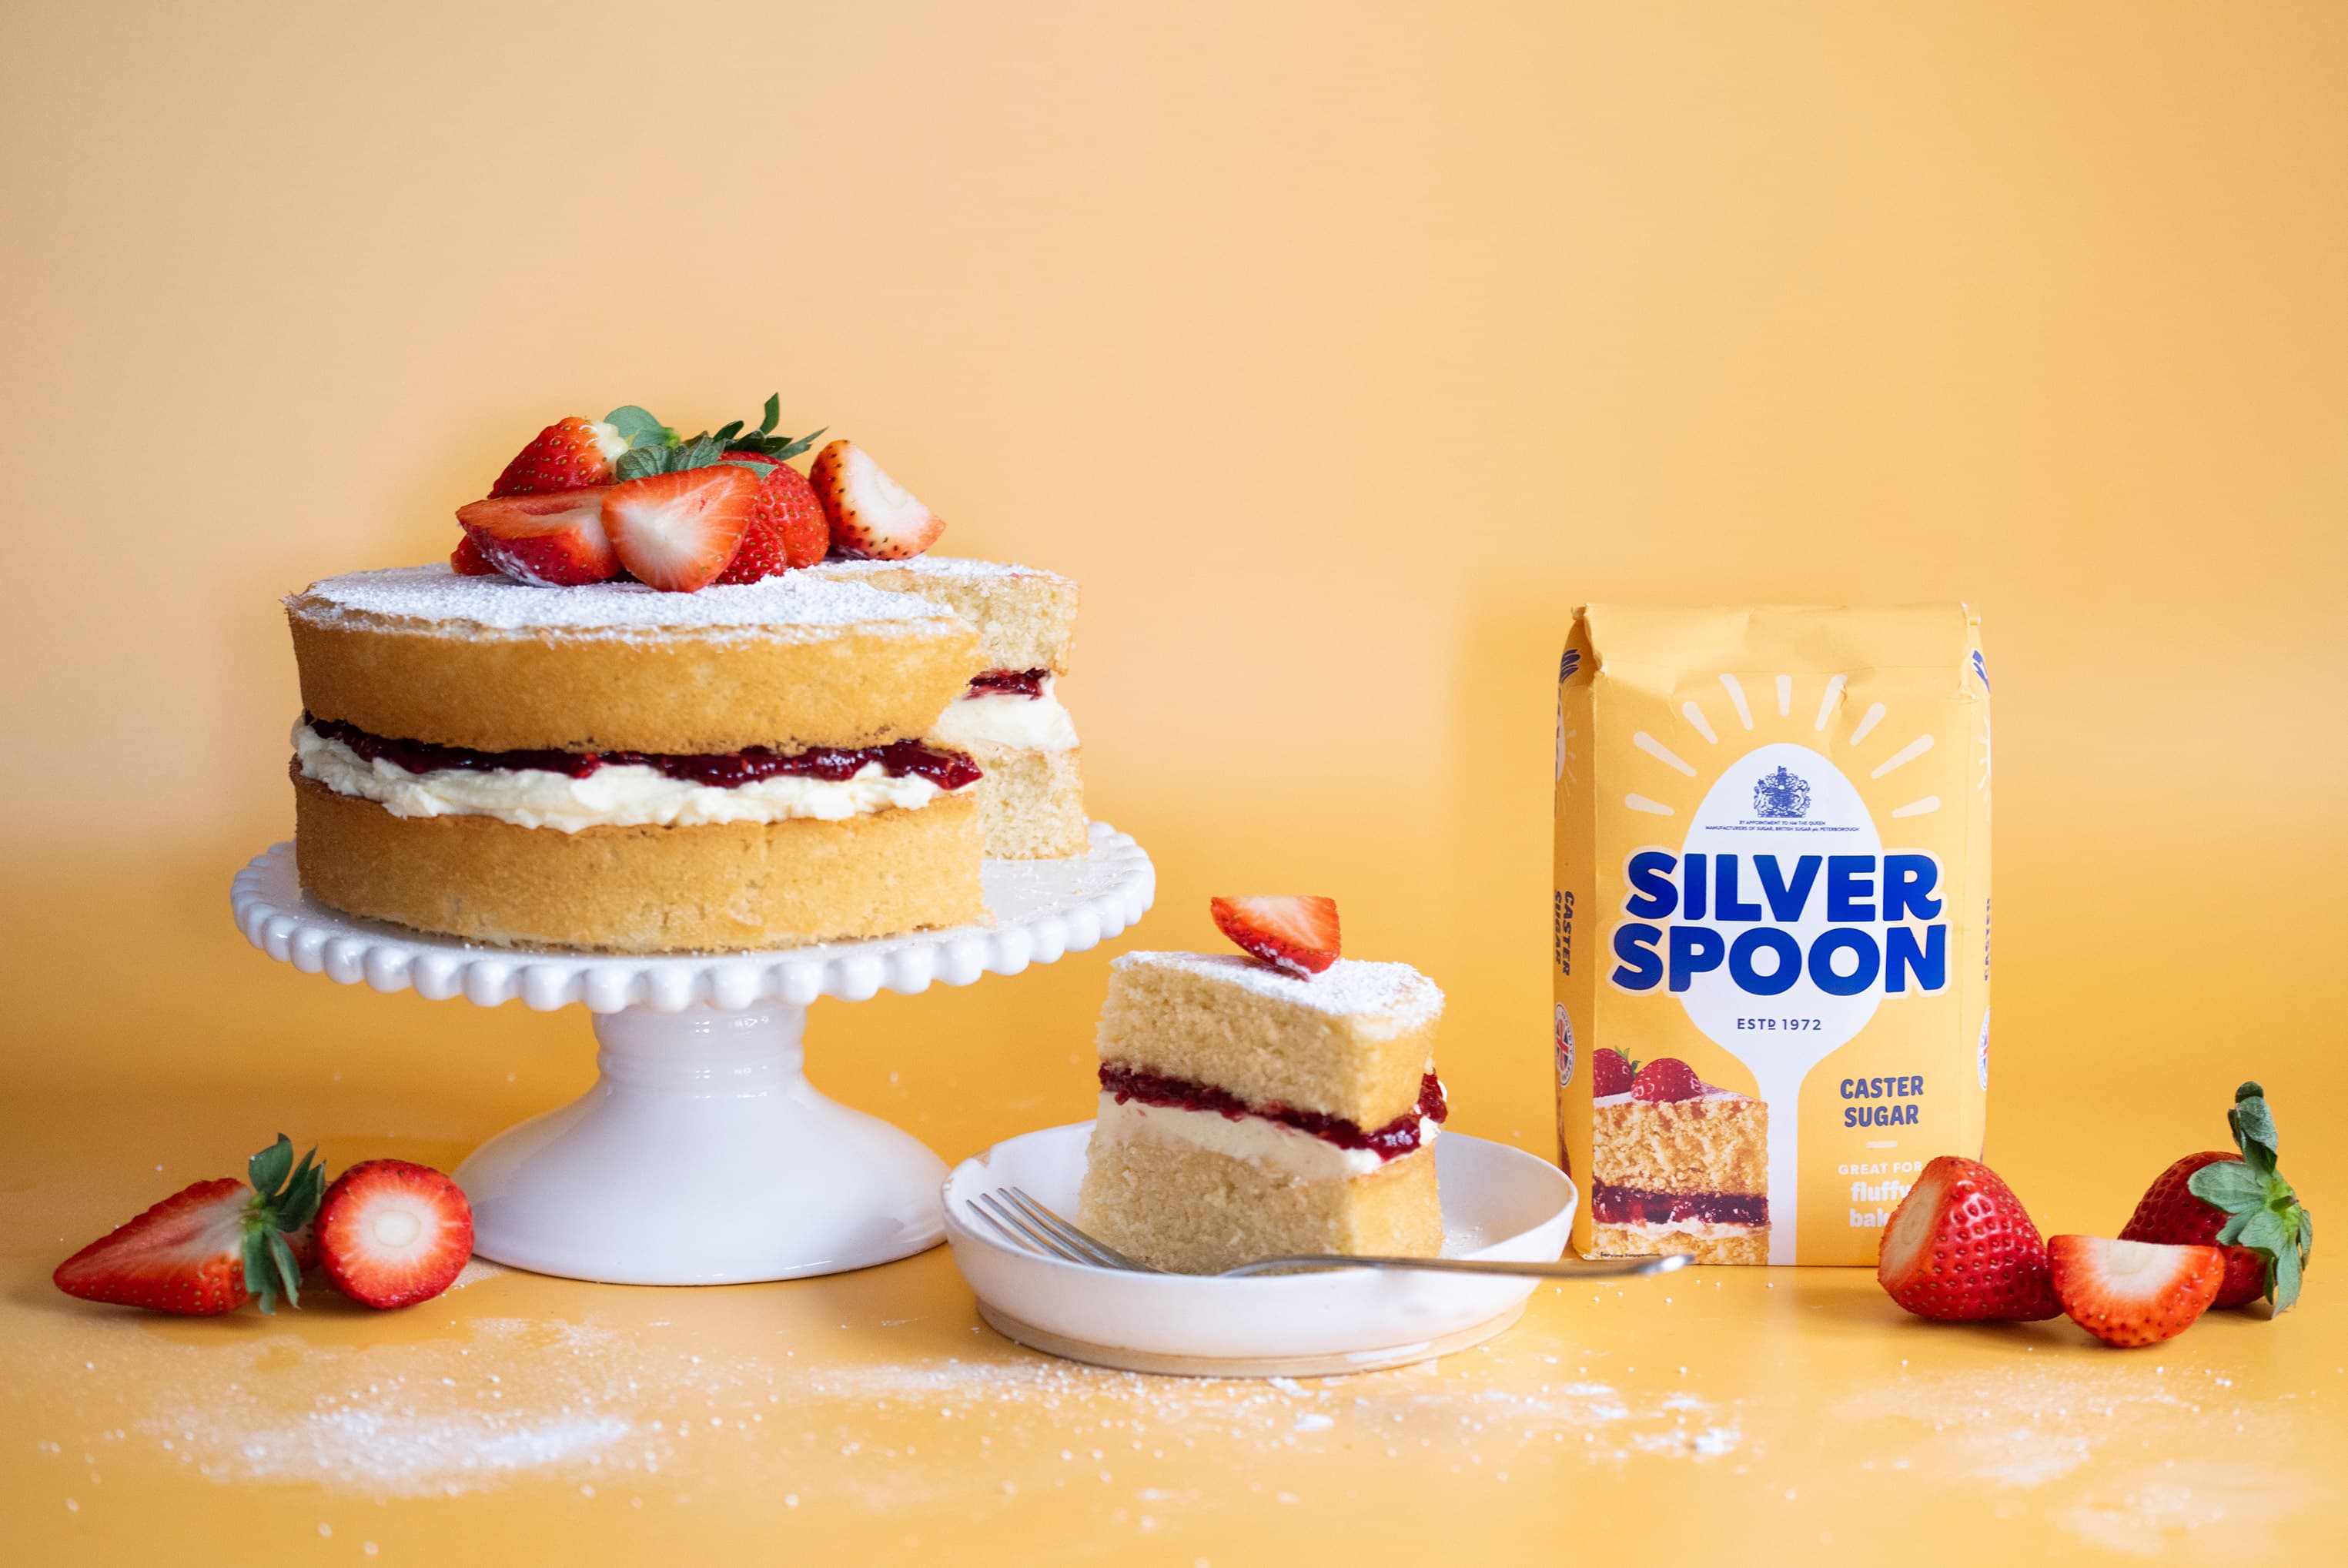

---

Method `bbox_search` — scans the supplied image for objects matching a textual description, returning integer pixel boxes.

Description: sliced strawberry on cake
[456,487,620,586]
[602,465,758,592]
[715,461,831,582]
[811,439,945,560]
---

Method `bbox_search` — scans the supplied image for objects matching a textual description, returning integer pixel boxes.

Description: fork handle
[1216,1252,1694,1279]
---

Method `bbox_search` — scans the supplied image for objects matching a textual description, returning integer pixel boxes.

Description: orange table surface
[6,1035,2340,1566]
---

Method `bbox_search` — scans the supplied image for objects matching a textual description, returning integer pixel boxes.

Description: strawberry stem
[2187,1082,2315,1312]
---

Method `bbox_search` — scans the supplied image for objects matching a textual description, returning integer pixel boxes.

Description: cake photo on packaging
[1079,897,1449,1273]
[1553,606,1991,1265]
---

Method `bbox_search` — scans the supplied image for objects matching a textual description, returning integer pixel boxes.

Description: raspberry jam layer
[963,667,1050,700]
[302,714,982,791]
[1099,1064,1447,1161]
[1590,1182,1769,1229]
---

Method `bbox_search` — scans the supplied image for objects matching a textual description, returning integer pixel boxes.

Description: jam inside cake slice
[809,557,1085,859]
[1587,1055,1770,1265]
[1076,950,1447,1273]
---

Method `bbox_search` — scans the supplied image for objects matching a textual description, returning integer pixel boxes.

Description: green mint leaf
[614,446,665,483]
[760,394,780,436]
[248,1135,294,1197]
[2188,1161,2266,1212]
[604,406,672,450]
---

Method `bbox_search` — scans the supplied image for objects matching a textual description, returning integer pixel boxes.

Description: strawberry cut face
[811,440,943,560]
[2049,1235,2226,1347]
[601,466,757,592]
[1209,895,1341,976]
[455,487,620,586]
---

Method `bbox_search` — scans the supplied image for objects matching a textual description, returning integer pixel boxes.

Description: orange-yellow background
[4,4,2344,1564]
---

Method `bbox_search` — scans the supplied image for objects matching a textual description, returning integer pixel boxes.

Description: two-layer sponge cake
[811,557,1085,858]
[1587,1054,1769,1265]
[285,564,988,951]
[1078,903,1447,1273]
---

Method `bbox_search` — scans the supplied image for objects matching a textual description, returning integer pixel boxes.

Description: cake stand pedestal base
[455,1005,945,1285]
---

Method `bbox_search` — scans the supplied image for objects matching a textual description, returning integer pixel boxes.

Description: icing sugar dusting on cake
[286,564,963,640]
[811,555,1066,586]
[1112,951,1443,1028]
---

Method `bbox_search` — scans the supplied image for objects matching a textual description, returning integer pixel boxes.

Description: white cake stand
[229,824,1154,1285]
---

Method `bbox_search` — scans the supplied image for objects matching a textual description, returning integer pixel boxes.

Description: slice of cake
[1586,1053,1769,1265]
[1076,899,1446,1272]
[286,566,988,951]
[811,557,1085,859]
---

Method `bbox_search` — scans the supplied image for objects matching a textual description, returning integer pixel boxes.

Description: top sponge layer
[808,557,1077,674]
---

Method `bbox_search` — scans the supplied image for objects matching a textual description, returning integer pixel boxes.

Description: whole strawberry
[490,415,633,497]
[1591,1048,1637,1098]
[715,460,831,582]
[1631,1057,1706,1103]
[1877,1155,2062,1322]
[2119,1082,2313,1312]
[54,1137,324,1316]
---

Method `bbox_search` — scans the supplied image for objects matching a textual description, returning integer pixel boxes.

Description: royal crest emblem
[1752,764,1811,819]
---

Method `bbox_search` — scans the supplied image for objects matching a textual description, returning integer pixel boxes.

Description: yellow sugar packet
[1553,606,1992,1265]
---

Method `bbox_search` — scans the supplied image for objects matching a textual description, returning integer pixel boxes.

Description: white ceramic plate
[943,1124,1577,1377]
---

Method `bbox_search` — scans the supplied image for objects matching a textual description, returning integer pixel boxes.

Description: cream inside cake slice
[809,557,1087,858]
[1077,951,1447,1273]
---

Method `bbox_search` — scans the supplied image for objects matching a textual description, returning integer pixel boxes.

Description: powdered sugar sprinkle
[286,565,964,641]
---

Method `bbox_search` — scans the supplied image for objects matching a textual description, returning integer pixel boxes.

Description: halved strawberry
[316,1160,473,1311]
[2048,1235,2226,1347]
[810,440,944,560]
[713,459,831,583]
[450,533,500,576]
[490,416,632,497]
[1210,895,1341,977]
[53,1137,324,1316]
[1877,1155,2062,1322]
[600,466,757,592]
[456,487,619,586]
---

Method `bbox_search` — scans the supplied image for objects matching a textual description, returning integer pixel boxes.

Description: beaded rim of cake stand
[230,823,1155,1014]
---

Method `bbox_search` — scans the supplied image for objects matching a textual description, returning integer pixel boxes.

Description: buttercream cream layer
[293,721,974,833]
[1096,1093,1437,1180]
[929,675,1078,753]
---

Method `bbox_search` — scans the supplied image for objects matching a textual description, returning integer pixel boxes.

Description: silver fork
[967,1186,1693,1279]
